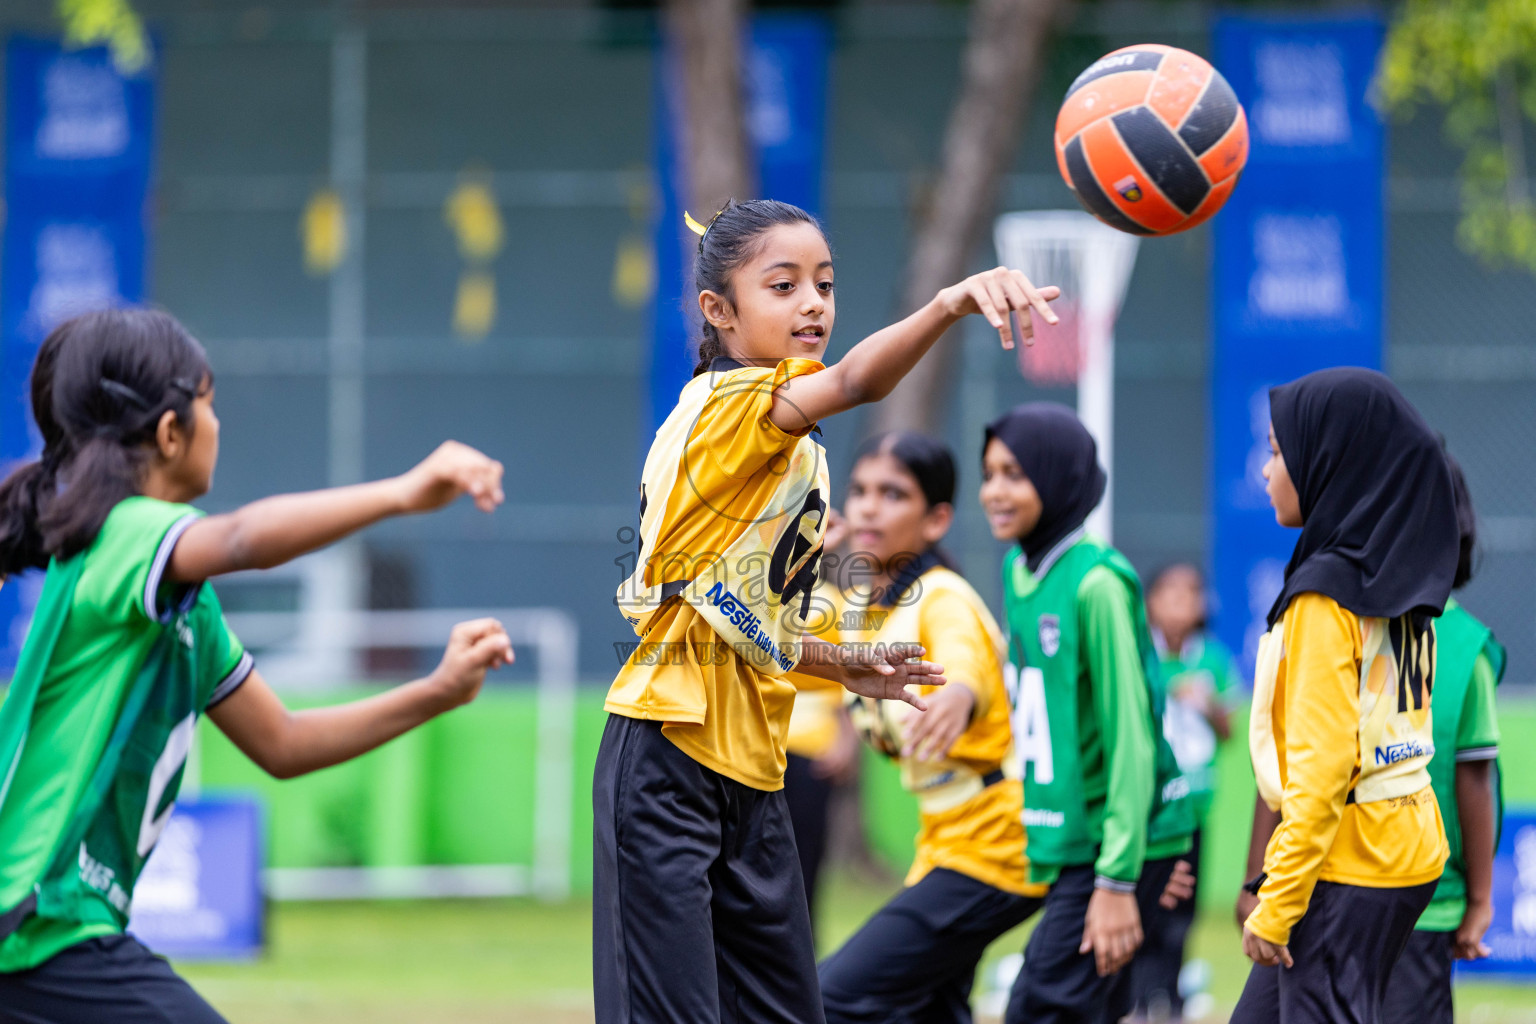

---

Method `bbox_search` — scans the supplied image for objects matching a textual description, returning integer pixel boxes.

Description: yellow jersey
[606,357,830,791]
[1247,592,1448,945]
[840,557,1046,897]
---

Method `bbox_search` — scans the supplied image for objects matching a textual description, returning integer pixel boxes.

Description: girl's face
[157,382,220,501]
[1147,566,1205,641]
[843,452,952,568]
[979,437,1043,541]
[699,222,835,364]
[1263,422,1302,528]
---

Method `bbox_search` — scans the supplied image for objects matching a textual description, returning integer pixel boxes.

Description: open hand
[1082,887,1143,976]
[398,441,506,514]
[428,618,514,710]
[830,641,945,711]
[1242,925,1293,968]
[1160,859,1196,910]
[1453,899,1494,960]
[936,267,1060,350]
[901,681,975,762]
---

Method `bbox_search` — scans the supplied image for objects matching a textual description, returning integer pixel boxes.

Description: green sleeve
[1455,651,1500,759]
[1079,565,1155,887]
[188,584,253,712]
[80,497,202,627]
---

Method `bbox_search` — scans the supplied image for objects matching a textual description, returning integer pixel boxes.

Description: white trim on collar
[1033,527,1088,579]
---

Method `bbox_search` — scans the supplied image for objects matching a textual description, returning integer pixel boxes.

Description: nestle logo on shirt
[1374,740,1432,766]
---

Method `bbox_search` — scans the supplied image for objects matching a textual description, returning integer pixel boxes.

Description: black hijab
[984,403,1106,572]
[1266,367,1458,628]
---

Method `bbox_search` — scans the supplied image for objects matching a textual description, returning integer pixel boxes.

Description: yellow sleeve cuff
[1245,902,1292,947]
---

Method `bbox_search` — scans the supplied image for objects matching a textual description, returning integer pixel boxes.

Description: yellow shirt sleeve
[690,358,824,478]
[917,589,995,715]
[1248,592,1362,946]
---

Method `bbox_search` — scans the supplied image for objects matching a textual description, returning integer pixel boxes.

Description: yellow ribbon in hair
[684,210,710,237]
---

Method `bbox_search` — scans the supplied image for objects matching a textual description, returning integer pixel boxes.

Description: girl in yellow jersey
[595,199,1060,1024]
[1232,368,1458,1024]
[815,432,1048,1024]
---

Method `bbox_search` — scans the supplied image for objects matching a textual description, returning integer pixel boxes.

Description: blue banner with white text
[1456,808,1536,978]
[1210,15,1383,674]
[128,798,265,960]
[646,14,830,438]
[1,38,156,667]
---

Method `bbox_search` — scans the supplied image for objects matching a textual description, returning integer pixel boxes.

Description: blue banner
[128,797,265,960]
[1458,808,1536,978]
[0,38,156,666]
[645,14,830,436]
[1209,16,1384,674]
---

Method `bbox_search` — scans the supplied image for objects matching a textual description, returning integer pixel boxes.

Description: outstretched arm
[795,636,945,711]
[767,268,1059,433]
[167,441,504,583]
[209,619,512,779]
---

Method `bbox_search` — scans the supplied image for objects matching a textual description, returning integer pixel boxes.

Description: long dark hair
[0,309,212,575]
[691,198,826,376]
[852,431,960,571]
[1445,449,1477,590]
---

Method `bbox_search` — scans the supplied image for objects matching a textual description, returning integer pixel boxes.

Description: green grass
[177,877,1536,1023]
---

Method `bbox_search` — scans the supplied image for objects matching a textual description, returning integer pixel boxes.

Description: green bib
[0,563,200,942]
[1003,535,1193,874]
[0,498,250,971]
[1419,599,1504,929]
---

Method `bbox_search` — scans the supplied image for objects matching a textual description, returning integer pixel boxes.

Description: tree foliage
[1381,0,1536,272]
[56,0,149,74]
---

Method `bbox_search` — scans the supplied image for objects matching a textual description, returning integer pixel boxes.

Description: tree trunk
[868,0,1068,436]
[665,0,753,215]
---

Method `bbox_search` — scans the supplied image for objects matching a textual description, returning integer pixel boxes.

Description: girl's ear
[698,290,733,331]
[921,501,954,546]
[155,408,184,461]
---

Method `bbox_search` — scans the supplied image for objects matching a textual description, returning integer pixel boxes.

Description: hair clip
[685,206,728,250]
[99,378,151,410]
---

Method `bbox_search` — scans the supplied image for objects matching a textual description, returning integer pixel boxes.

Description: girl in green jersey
[1131,563,1244,1019]
[1381,451,1500,1023]
[0,309,512,1023]
[982,404,1193,1024]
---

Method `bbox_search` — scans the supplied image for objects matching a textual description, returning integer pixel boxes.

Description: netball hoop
[994,211,1140,542]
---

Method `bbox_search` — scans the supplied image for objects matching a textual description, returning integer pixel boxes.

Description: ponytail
[0,459,60,576]
[0,323,70,574]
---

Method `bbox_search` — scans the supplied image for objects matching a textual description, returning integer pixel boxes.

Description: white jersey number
[137,712,197,857]
[1011,666,1054,785]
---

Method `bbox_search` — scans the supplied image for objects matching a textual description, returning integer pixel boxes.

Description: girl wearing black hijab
[1233,368,1456,1024]
[981,404,1195,1024]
